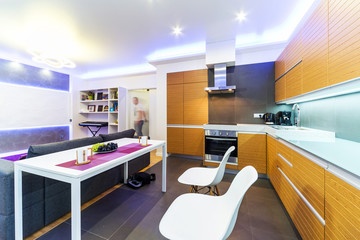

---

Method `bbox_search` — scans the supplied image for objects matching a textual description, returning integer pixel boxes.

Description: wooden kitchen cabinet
[183,81,208,125]
[167,127,183,154]
[269,139,325,240]
[275,51,286,80]
[302,0,328,94]
[266,135,277,180]
[286,63,303,99]
[328,0,360,85]
[325,171,360,239]
[237,133,266,174]
[275,76,286,102]
[167,72,184,85]
[292,151,325,218]
[167,84,183,124]
[183,128,204,156]
[183,69,208,84]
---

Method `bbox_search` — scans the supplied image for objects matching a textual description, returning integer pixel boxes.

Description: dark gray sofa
[0,129,150,239]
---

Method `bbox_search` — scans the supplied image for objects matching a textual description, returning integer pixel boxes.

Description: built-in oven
[204,130,238,165]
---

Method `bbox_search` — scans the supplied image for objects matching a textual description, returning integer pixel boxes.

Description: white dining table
[14,138,166,240]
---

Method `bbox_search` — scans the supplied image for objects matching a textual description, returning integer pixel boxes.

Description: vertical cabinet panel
[275,51,286,80]
[167,72,184,85]
[292,151,325,219]
[237,133,266,174]
[183,69,208,84]
[167,127,183,154]
[183,81,208,125]
[183,128,204,156]
[329,0,360,85]
[266,135,277,180]
[302,0,328,93]
[275,77,286,102]
[167,84,183,124]
[325,171,360,240]
[286,63,303,99]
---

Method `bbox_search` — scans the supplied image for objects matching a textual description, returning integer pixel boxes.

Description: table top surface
[15,138,165,180]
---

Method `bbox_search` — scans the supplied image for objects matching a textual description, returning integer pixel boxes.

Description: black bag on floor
[127,172,156,188]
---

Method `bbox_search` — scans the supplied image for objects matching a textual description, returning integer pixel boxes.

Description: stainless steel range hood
[204,63,236,94]
[204,40,236,94]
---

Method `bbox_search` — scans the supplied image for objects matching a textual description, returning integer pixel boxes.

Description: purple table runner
[56,143,152,171]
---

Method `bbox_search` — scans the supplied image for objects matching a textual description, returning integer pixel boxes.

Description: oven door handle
[205,137,237,141]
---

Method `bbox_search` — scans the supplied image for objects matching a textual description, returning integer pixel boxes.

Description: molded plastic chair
[159,166,258,240]
[178,146,235,195]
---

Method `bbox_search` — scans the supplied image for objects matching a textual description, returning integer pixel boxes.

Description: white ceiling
[0,0,316,77]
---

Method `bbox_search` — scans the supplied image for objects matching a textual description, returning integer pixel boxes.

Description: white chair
[159,166,258,240]
[178,146,235,195]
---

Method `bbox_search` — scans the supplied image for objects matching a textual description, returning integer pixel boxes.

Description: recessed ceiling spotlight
[172,25,183,36]
[236,11,247,22]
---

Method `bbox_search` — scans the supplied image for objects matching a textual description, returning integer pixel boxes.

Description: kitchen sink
[268,125,335,141]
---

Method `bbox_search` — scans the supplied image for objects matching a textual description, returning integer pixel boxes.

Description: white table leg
[71,180,81,240]
[124,161,129,183]
[162,144,167,192]
[14,165,23,240]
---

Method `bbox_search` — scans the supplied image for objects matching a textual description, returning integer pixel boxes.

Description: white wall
[0,82,71,129]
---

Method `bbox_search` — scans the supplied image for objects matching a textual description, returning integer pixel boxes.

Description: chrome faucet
[292,103,300,127]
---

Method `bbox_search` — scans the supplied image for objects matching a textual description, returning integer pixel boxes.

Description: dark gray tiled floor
[38,156,301,240]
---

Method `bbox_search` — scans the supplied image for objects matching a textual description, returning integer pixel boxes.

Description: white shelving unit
[79,87,127,134]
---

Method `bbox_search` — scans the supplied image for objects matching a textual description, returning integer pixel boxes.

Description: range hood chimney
[205,40,236,94]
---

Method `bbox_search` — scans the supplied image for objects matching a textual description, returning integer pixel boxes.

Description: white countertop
[203,124,267,132]
[204,123,360,181]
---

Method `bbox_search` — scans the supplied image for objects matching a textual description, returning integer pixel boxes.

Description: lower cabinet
[237,133,266,174]
[167,127,183,154]
[167,127,204,156]
[325,171,360,239]
[183,128,204,156]
[268,137,325,240]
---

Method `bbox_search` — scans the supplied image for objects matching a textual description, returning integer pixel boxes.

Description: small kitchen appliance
[275,111,292,126]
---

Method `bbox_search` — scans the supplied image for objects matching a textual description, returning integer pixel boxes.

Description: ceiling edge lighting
[147,42,206,63]
[27,48,76,69]
[81,64,156,79]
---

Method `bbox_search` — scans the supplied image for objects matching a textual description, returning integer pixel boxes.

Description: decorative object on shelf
[114,120,118,124]
[92,142,118,154]
[97,92,103,100]
[139,136,149,146]
[97,105,103,112]
[81,94,87,101]
[88,105,95,112]
[75,147,93,165]
[103,93,108,100]
[114,102,118,111]
[110,107,114,112]
[104,105,109,111]
[88,91,94,100]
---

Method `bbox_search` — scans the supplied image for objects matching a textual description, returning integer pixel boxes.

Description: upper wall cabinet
[328,0,360,85]
[167,84,184,124]
[184,81,208,125]
[275,0,360,102]
[302,0,328,93]
[167,69,208,126]
[183,69,208,84]
[167,72,184,85]
[275,51,286,80]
